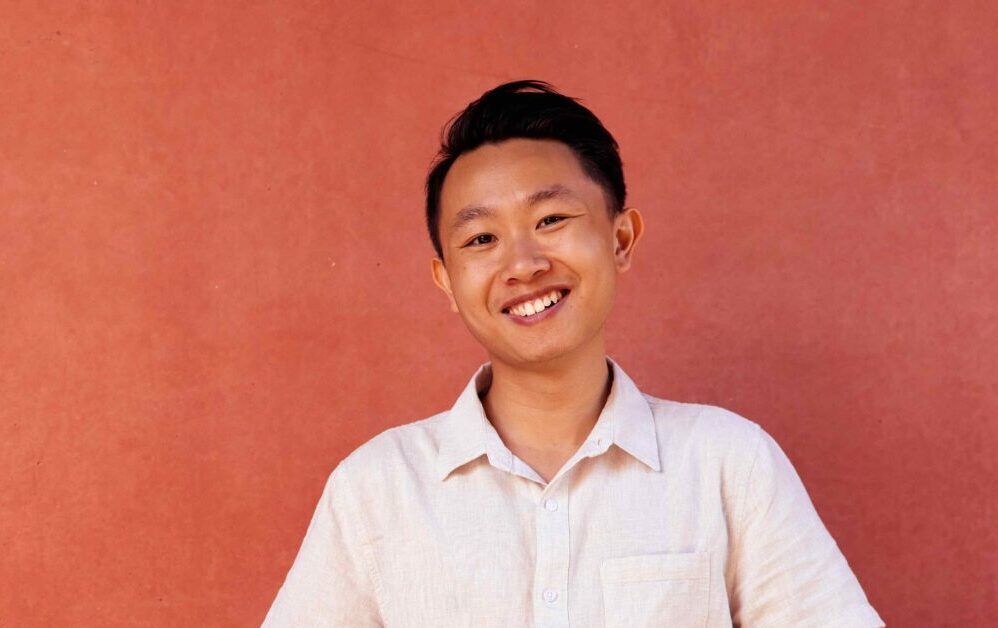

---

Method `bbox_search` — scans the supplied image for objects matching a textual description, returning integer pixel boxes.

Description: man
[263,80,884,627]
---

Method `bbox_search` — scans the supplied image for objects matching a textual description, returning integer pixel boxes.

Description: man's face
[431,138,643,368]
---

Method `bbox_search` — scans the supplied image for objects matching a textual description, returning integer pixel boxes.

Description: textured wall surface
[2,2,995,626]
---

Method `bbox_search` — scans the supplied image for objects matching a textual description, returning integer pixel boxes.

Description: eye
[463,233,495,248]
[538,215,568,227]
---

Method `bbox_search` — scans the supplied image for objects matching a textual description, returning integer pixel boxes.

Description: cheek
[449,267,492,310]
[564,230,615,274]
[561,220,613,253]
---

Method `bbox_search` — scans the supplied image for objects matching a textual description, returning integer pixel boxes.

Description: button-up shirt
[263,357,884,627]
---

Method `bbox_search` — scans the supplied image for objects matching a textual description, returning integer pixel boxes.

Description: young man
[263,80,884,627]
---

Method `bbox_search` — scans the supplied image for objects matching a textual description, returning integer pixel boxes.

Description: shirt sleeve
[261,466,384,627]
[729,426,885,628]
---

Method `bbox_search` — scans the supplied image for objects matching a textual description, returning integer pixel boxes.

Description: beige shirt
[263,357,884,627]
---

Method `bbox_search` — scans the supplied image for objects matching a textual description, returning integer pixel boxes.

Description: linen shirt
[263,357,884,627]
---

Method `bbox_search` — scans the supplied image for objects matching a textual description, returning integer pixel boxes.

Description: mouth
[501,289,570,324]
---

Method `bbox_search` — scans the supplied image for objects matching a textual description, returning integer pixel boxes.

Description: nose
[500,233,551,283]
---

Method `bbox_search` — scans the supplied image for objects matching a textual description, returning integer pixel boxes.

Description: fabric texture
[263,357,885,627]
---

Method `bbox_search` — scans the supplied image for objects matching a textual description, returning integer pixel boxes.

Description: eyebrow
[450,184,579,231]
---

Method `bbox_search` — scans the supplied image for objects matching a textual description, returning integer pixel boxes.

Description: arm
[262,466,384,627]
[729,426,885,628]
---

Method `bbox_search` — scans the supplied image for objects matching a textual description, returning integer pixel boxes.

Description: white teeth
[509,289,565,317]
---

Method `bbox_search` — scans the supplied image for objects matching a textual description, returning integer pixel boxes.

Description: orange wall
[2,2,995,626]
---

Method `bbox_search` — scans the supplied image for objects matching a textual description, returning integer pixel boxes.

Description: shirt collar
[435,356,661,481]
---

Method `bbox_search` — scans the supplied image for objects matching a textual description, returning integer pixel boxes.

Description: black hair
[424,79,626,261]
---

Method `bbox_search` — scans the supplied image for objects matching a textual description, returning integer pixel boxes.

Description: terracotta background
[2,2,995,626]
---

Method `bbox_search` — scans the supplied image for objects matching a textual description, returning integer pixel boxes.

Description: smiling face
[430,138,643,369]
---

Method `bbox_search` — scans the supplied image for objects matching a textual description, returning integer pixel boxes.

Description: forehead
[439,138,603,224]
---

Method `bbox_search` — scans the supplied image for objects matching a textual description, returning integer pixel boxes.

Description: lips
[500,289,571,326]
[500,286,572,314]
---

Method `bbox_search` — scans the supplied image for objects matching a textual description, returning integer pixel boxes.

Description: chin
[472,322,599,367]
[493,339,582,367]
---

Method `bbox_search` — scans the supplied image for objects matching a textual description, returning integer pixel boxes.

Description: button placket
[533,485,570,627]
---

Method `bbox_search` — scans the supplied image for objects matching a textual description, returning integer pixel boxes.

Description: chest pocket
[600,551,710,628]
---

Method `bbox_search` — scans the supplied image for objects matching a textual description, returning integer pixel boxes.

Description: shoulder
[325,410,451,489]
[641,394,792,521]
[643,393,766,463]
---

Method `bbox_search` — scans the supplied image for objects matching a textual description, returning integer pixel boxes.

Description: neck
[482,339,612,457]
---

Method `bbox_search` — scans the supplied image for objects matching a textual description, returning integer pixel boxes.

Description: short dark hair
[424,79,626,260]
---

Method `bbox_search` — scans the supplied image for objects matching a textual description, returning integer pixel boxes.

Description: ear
[430,257,460,313]
[613,207,644,272]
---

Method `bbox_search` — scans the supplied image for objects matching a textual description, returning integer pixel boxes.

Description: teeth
[509,289,564,317]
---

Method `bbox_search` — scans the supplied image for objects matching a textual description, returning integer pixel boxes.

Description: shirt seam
[335,466,389,624]
[731,421,765,544]
[357,537,387,624]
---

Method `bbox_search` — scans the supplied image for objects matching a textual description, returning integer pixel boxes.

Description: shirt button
[544,498,558,511]
[542,588,558,603]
